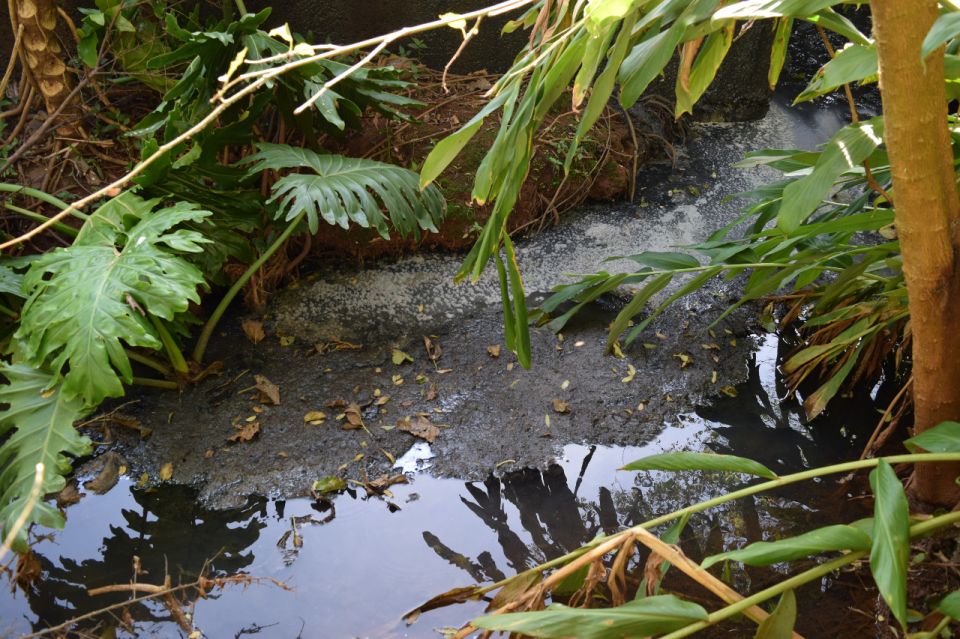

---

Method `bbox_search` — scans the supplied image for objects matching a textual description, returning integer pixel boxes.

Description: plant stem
[125,349,172,377]
[234,0,248,14]
[0,183,86,219]
[0,302,17,318]
[475,452,960,596]
[4,202,78,237]
[660,510,960,639]
[149,316,189,375]
[191,212,305,364]
[131,376,179,390]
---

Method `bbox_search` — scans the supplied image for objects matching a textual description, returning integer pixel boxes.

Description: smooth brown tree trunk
[873,0,960,505]
[13,0,79,135]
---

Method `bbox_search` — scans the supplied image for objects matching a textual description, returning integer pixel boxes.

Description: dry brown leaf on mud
[242,319,265,344]
[423,336,443,362]
[84,452,126,495]
[159,462,174,481]
[552,398,570,414]
[326,398,348,409]
[363,474,409,497]
[229,420,261,443]
[398,415,442,443]
[486,344,501,358]
[342,403,365,430]
[425,385,438,401]
[254,374,280,404]
[304,410,327,425]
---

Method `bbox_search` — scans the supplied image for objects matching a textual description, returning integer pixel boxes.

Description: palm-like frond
[243,143,445,237]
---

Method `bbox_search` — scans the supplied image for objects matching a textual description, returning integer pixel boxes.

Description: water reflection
[1,335,880,638]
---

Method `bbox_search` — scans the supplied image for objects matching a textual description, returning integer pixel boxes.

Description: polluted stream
[1,94,887,638]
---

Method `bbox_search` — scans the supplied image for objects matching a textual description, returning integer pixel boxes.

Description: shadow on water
[1,334,886,638]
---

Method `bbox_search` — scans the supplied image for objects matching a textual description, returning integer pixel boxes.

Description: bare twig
[443,17,483,93]
[0,23,23,105]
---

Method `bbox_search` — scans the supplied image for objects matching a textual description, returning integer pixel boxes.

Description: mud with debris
[100,98,821,509]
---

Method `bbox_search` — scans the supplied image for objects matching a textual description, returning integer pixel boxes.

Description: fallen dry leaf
[342,403,365,430]
[363,474,409,496]
[425,385,438,401]
[254,374,280,405]
[229,420,261,443]
[242,319,265,344]
[622,364,637,383]
[159,462,174,481]
[673,353,693,369]
[423,336,443,362]
[551,398,570,414]
[398,415,442,443]
[392,348,414,365]
[326,398,348,409]
[84,452,126,495]
[304,410,327,425]
[487,345,501,358]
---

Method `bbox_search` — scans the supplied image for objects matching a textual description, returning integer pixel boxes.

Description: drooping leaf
[0,364,90,552]
[618,251,701,270]
[702,524,871,569]
[619,24,686,108]
[768,18,793,89]
[621,451,778,479]
[795,44,877,104]
[869,460,909,629]
[754,590,797,639]
[778,118,883,232]
[904,421,960,453]
[472,595,708,638]
[675,22,735,117]
[922,12,960,61]
[243,144,445,237]
[16,193,211,404]
[713,0,839,20]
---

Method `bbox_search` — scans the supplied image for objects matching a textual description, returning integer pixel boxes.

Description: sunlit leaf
[795,44,877,104]
[621,452,777,479]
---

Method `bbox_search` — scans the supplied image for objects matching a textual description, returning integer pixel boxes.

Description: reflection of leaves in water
[23,485,267,633]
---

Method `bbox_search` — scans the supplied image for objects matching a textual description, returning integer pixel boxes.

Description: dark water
[0,335,889,638]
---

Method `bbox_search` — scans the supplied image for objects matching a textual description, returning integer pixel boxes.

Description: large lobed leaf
[243,143,445,237]
[16,193,211,405]
[472,595,708,638]
[0,364,90,552]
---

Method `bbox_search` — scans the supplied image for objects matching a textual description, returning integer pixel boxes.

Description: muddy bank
[99,100,812,509]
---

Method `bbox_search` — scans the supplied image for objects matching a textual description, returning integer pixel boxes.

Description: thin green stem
[149,316,189,375]
[234,0,248,14]
[4,203,78,237]
[131,376,179,390]
[0,302,16,318]
[476,452,960,596]
[125,349,172,377]
[191,212,305,364]
[660,510,960,639]
[923,614,951,638]
[0,184,87,220]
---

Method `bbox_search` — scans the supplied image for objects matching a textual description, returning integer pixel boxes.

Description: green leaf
[713,0,839,20]
[0,364,90,553]
[795,44,877,104]
[869,459,910,629]
[16,193,211,404]
[702,524,871,569]
[243,144,445,237]
[754,590,797,639]
[778,118,883,232]
[0,261,25,298]
[619,24,685,108]
[937,590,960,618]
[768,18,793,89]
[676,22,735,117]
[619,251,701,270]
[905,421,960,453]
[922,12,960,61]
[503,234,531,368]
[606,273,672,350]
[472,595,708,638]
[621,451,778,479]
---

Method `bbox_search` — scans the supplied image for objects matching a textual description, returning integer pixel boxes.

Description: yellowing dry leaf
[304,410,327,425]
[392,374,404,386]
[159,462,173,481]
[673,353,693,369]
[487,345,501,358]
[611,341,626,359]
[375,395,390,406]
[392,348,414,365]
[552,398,570,414]
[622,364,637,383]
[398,415,442,443]
[423,336,442,362]
[719,385,738,397]
[242,319,265,344]
[561,379,570,390]
[229,420,260,443]
[342,403,365,430]
[254,374,280,405]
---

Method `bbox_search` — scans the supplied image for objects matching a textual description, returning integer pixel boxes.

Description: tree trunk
[14,0,80,135]
[873,0,960,505]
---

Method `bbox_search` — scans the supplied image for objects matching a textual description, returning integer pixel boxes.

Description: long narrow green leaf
[503,234,531,368]
[622,451,778,479]
[795,44,877,104]
[702,524,871,569]
[675,22,735,117]
[754,590,797,639]
[606,273,672,351]
[922,12,960,61]
[619,24,685,108]
[869,459,910,629]
[768,18,793,89]
[472,595,709,638]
